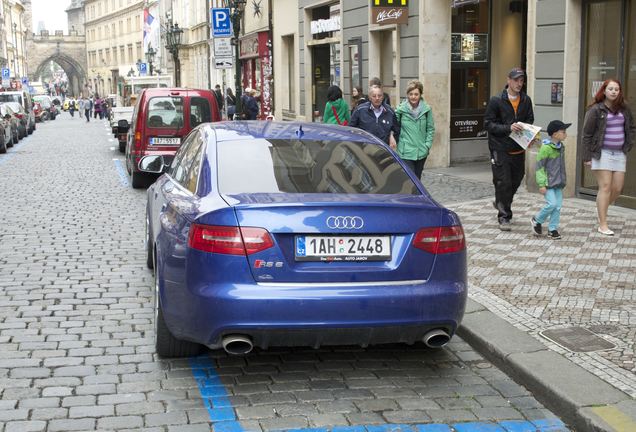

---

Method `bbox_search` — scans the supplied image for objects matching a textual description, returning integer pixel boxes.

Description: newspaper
[509,122,542,149]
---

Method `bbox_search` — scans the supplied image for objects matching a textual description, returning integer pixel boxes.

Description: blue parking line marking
[189,355,569,432]
[453,422,505,432]
[498,420,537,432]
[112,158,129,186]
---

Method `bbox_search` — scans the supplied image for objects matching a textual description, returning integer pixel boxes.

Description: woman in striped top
[582,79,635,236]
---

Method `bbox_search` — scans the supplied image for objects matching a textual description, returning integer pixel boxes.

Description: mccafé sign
[371,0,409,25]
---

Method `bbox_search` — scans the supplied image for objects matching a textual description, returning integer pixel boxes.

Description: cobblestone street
[0,116,573,431]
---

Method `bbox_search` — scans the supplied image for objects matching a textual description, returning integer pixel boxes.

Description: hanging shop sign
[239,33,259,59]
[371,0,409,25]
[310,15,340,35]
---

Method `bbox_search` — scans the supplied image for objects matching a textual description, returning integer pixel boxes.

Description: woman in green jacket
[323,85,350,126]
[395,80,435,179]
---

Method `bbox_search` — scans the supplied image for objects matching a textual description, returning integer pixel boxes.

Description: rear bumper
[161,277,467,349]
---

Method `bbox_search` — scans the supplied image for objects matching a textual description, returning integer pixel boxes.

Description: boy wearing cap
[531,120,571,239]
[484,67,535,231]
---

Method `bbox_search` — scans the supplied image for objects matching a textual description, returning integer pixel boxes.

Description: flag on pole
[143,8,160,52]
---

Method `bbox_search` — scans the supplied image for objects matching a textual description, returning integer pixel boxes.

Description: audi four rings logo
[326,216,364,229]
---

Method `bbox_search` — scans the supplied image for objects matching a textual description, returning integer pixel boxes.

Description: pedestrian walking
[322,85,350,126]
[78,98,85,119]
[240,88,259,120]
[484,67,535,231]
[581,78,635,236]
[69,99,76,117]
[369,77,391,107]
[395,79,435,179]
[349,84,400,146]
[226,88,237,120]
[531,120,571,240]
[85,97,92,122]
[351,86,366,112]
[94,95,103,119]
[214,85,224,119]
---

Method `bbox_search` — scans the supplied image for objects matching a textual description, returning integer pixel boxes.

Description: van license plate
[150,137,180,145]
[295,235,391,262]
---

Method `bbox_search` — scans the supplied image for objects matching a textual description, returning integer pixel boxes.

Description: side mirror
[138,155,168,174]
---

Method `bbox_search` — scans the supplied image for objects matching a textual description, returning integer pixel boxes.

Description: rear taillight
[134,131,141,149]
[413,226,465,254]
[188,224,274,255]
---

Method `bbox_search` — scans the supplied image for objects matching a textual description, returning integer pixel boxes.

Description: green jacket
[323,98,351,125]
[395,98,435,161]
[536,139,566,189]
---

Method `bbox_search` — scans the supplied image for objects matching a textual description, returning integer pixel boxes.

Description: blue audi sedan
[142,121,467,357]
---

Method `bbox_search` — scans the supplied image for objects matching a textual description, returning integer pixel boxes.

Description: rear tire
[145,215,154,270]
[0,141,6,154]
[119,141,126,153]
[131,170,149,189]
[154,263,200,358]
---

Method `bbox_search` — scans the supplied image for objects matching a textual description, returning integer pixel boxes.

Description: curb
[458,298,636,432]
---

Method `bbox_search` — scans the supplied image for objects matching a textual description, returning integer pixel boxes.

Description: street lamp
[223,0,246,115]
[165,19,183,86]
[146,43,156,76]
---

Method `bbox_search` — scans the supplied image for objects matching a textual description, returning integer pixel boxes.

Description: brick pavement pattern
[424,178,636,399]
[0,117,568,431]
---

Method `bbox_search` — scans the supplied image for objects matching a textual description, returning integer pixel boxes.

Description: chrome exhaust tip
[423,329,451,348]
[221,334,253,355]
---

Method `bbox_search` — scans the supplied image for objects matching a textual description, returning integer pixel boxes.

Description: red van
[126,88,221,188]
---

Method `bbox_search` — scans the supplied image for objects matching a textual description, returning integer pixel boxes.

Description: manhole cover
[540,327,616,352]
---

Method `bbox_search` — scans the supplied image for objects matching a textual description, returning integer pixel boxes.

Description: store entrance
[312,44,331,121]
[581,0,636,208]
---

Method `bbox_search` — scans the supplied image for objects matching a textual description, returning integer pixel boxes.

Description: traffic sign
[211,8,232,37]
[139,62,148,76]
[21,77,29,85]
[214,58,233,69]
[213,38,233,57]
[1,68,10,79]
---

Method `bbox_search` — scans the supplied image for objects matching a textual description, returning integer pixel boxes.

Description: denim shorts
[591,149,627,172]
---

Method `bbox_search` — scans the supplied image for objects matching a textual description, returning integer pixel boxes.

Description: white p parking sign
[211,8,231,37]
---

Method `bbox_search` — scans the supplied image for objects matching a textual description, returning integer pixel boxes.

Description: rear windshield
[218,139,420,195]
[146,96,183,128]
[0,94,21,104]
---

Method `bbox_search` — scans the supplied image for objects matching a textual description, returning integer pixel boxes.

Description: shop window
[282,35,296,112]
[450,0,490,139]
[580,0,635,207]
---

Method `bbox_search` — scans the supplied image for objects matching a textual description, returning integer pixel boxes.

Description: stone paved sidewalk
[444,190,636,399]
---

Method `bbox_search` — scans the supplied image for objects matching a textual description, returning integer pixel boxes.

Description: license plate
[295,235,391,262]
[150,137,180,145]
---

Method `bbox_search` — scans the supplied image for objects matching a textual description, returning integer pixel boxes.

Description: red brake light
[413,226,465,254]
[188,224,274,255]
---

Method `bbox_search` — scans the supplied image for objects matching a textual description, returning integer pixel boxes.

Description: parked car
[3,101,28,139]
[142,121,468,358]
[33,95,58,120]
[0,103,20,148]
[126,87,221,188]
[0,90,36,134]
[0,105,12,153]
[110,106,134,153]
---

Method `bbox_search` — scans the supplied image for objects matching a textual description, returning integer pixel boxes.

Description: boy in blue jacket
[531,120,570,239]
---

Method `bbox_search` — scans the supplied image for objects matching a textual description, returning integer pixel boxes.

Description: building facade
[84,0,144,96]
[3,0,28,82]
[270,0,635,209]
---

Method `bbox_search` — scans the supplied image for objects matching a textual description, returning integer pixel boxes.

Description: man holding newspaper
[484,67,536,231]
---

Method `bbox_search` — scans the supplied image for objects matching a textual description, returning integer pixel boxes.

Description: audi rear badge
[326,216,364,230]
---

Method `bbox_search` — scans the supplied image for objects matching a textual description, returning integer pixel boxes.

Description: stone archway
[26,32,87,98]
[33,53,87,98]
